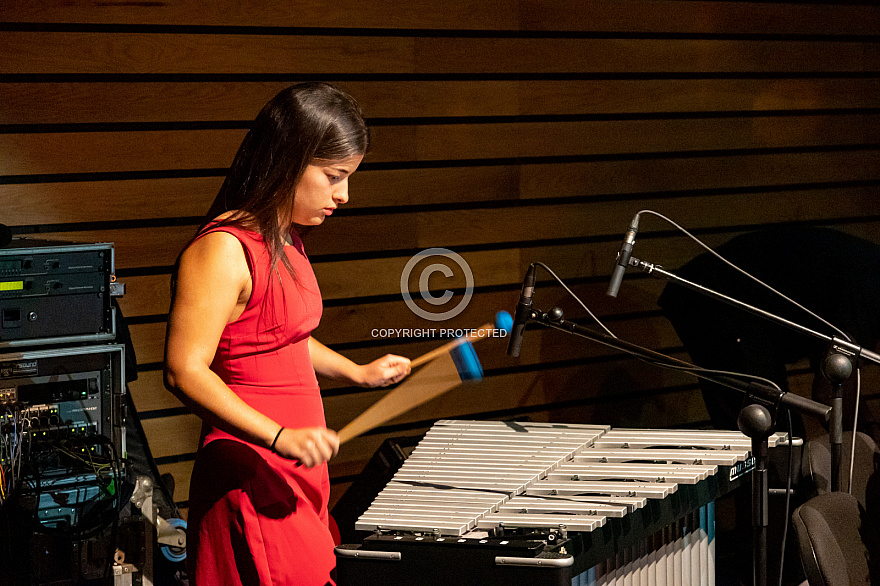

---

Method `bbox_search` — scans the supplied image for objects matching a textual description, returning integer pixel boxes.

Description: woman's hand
[273,427,340,467]
[357,354,411,387]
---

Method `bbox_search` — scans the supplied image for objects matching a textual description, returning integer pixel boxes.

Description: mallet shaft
[409,321,494,369]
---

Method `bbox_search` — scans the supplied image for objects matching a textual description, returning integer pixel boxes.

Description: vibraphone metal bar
[336,420,786,586]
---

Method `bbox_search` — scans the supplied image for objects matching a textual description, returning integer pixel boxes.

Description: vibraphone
[336,419,787,585]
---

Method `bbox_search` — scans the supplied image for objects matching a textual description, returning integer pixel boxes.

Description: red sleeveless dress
[186,225,335,586]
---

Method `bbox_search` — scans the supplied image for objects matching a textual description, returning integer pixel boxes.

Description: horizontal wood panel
[130,321,167,366]
[5,79,880,125]
[0,0,523,30]
[514,150,880,204]
[414,38,880,75]
[0,33,415,75]
[5,114,880,177]
[5,150,880,226]
[2,1,879,35]
[129,369,183,413]
[518,1,880,36]
[0,129,246,176]
[4,33,878,76]
[25,186,880,276]
[385,115,880,163]
[0,177,220,225]
[116,274,173,319]
[141,412,202,460]
[31,226,196,271]
[314,248,522,301]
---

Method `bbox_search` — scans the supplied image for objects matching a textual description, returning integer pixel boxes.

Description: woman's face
[292,155,363,226]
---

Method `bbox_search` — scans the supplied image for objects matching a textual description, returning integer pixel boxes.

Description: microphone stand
[518,305,830,586]
[626,254,880,493]
[522,307,831,425]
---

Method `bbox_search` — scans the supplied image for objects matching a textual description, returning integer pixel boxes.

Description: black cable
[16,433,124,585]
[23,433,122,540]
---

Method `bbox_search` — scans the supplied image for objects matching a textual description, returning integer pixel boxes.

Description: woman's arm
[164,232,337,467]
[309,337,410,387]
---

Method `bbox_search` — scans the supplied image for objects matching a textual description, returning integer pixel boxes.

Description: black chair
[802,431,880,509]
[792,491,873,586]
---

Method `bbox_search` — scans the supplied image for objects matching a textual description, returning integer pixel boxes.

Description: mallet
[409,310,514,370]
[337,311,512,444]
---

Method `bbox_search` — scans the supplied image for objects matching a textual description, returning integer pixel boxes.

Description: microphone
[507,264,537,358]
[606,213,641,298]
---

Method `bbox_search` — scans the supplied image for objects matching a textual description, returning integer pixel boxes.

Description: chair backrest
[792,492,871,586]
[803,431,880,508]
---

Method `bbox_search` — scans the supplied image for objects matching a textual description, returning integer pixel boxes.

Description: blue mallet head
[450,340,483,383]
[495,310,513,335]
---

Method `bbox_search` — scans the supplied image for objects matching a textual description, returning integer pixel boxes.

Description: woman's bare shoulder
[179,230,250,284]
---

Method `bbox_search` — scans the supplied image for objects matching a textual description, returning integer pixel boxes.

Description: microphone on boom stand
[606,213,641,298]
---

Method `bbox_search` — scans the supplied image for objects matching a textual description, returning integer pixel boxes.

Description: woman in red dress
[164,83,411,585]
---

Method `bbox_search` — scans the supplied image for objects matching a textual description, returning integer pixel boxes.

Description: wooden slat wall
[3,1,879,517]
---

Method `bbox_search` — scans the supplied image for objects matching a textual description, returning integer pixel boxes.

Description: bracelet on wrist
[270,427,286,453]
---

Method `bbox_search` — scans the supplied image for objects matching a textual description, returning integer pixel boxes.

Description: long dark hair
[198,82,369,276]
